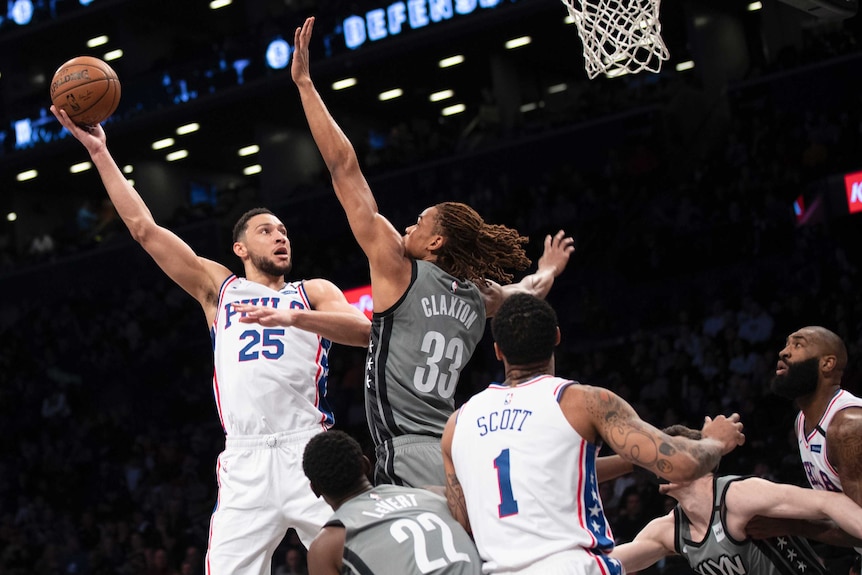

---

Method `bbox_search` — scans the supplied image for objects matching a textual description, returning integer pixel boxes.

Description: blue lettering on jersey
[810,444,822,453]
[477,409,533,436]
[223,297,280,328]
[803,461,841,491]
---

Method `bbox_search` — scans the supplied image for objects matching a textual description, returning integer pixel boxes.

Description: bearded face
[249,251,291,277]
[771,356,820,400]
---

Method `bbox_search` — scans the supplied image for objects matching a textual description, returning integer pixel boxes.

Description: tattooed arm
[442,410,472,535]
[560,385,745,482]
[828,407,862,507]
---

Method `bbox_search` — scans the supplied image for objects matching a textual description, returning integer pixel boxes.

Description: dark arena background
[1,0,862,573]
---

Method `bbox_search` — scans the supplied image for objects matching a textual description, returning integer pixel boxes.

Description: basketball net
[561,0,669,79]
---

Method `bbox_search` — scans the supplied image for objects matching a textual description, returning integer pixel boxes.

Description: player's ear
[555,327,561,347]
[233,241,247,259]
[821,354,837,373]
[361,455,372,478]
[493,342,503,361]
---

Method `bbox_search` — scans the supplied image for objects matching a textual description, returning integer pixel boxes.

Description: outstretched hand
[701,413,745,455]
[537,230,575,277]
[50,105,106,154]
[291,16,314,87]
[232,302,299,328]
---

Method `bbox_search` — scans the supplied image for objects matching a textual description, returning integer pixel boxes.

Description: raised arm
[727,478,862,543]
[231,279,370,347]
[610,513,676,573]
[291,17,411,308]
[50,106,229,322]
[562,385,744,482]
[482,230,574,317]
[442,410,472,535]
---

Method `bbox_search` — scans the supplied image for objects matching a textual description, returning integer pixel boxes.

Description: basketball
[50,56,121,126]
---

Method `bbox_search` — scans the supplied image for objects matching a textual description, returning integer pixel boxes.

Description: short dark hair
[302,430,365,500]
[232,208,274,243]
[491,294,558,365]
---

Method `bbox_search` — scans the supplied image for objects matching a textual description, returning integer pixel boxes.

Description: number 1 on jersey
[493,448,519,517]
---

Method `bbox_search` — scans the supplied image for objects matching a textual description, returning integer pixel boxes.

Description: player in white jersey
[291,17,576,488]
[441,294,746,574]
[766,326,862,573]
[52,107,372,575]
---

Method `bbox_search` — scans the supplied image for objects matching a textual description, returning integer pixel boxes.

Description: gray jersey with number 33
[365,259,486,445]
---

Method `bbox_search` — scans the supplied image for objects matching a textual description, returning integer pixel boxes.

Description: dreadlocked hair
[433,202,531,284]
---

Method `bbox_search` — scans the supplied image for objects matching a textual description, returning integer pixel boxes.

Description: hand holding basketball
[50,56,121,127]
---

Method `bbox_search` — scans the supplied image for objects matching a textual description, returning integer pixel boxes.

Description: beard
[250,252,291,278]
[770,356,820,400]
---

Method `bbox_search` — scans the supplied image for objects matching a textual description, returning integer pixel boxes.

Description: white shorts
[206,428,332,575]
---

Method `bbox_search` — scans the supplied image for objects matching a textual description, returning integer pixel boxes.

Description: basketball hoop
[561,0,669,79]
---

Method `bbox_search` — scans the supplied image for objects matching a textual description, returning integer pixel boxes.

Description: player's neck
[246,271,287,291]
[799,383,842,422]
[503,360,553,386]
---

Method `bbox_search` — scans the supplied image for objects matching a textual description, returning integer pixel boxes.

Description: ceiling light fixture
[441,103,466,116]
[438,55,464,68]
[176,123,200,135]
[70,161,92,174]
[87,35,109,48]
[332,77,357,90]
[429,90,454,102]
[243,165,262,175]
[152,138,175,150]
[505,36,531,49]
[378,88,403,101]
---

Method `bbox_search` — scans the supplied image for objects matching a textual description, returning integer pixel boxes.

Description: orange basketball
[50,56,121,126]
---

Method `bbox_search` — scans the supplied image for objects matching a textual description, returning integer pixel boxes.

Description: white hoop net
[561,0,669,79]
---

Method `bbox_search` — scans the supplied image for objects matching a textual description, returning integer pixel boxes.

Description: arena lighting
[548,83,568,94]
[238,145,259,156]
[69,161,92,174]
[675,60,695,71]
[332,77,357,90]
[87,35,109,48]
[564,13,575,24]
[6,212,17,222]
[520,102,539,113]
[16,169,37,181]
[166,150,188,162]
[104,49,123,61]
[176,122,200,135]
[441,103,466,116]
[505,36,531,49]
[152,138,175,150]
[210,0,232,9]
[438,55,464,68]
[429,89,454,102]
[243,164,262,175]
[378,88,403,101]
[122,165,133,174]
[747,1,763,9]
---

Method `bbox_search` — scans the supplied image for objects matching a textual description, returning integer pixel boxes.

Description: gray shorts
[373,435,445,488]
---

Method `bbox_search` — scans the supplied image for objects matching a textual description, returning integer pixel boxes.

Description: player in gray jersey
[610,425,862,575]
[302,430,481,575]
[291,17,575,488]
